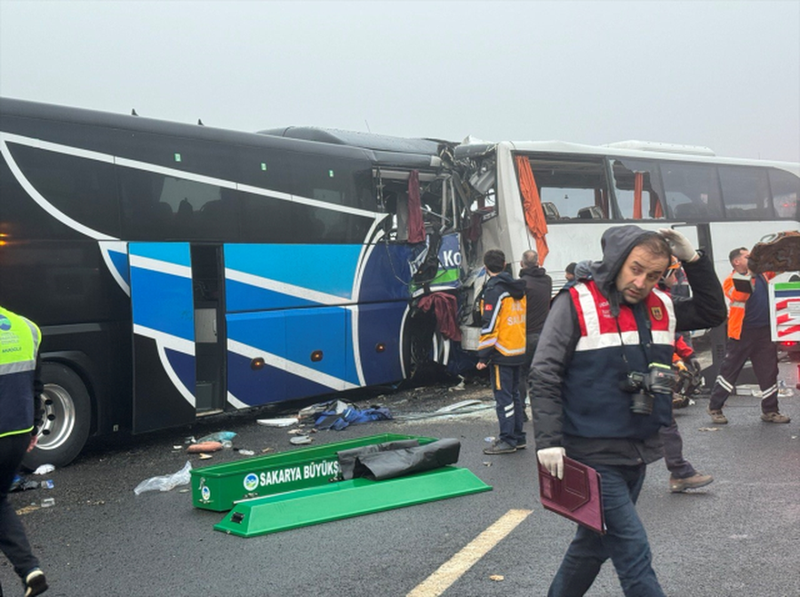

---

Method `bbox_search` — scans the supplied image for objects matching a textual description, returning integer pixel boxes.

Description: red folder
[537,457,606,534]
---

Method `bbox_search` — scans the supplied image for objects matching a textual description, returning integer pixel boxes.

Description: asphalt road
[2,358,799,597]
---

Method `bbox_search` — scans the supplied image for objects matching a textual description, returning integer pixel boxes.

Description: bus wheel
[402,309,437,381]
[22,362,92,470]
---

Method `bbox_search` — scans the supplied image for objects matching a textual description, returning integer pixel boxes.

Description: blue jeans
[548,463,665,597]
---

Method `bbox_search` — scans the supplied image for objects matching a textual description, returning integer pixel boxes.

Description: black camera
[620,363,678,415]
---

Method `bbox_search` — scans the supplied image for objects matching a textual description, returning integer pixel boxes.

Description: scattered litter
[314,402,392,431]
[290,435,313,445]
[33,464,55,475]
[698,427,720,432]
[449,376,466,392]
[187,441,223,453]
[199,454,213,460]
[178,489,190,493]
[257,417,298,427]
[237,449,255,456]
[261,447,274,454]
[483,461,492,467]
[484,436,496,443]
[10,475,52,492]
[173,445,182,450]
[134,461,192,495]
[489,575,504,581]
[287,428,307,435]
[436,399,482,413]
[40,498,55,508]
[185,436,196,444]
[197,431,236,443]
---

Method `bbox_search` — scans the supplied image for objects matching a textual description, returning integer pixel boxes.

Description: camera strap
[614,304,653,373]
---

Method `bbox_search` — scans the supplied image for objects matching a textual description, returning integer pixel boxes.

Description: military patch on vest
[650,306,663,321]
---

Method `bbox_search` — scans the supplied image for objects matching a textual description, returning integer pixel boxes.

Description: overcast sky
[1,1,798,162]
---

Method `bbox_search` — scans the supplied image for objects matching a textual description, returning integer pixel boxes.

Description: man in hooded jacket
[519,249,552,407]
[529,226,725,596]
[477,249,527,455]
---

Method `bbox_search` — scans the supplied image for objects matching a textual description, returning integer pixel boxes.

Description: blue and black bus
[0,98,469,467]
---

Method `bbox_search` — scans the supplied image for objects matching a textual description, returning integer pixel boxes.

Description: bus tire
[22,362,92,470]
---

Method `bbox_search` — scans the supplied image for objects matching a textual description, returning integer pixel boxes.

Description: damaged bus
[0,99,472,467]
[453,139,800,287]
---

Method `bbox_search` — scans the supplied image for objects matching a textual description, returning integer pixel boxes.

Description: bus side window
[611,159,666,220]
[718,166,771,219]
[770,169,800,220]
[660,163,724,220]
[526,157,609,220]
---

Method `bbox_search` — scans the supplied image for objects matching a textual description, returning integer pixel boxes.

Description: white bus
[455,139,800,288]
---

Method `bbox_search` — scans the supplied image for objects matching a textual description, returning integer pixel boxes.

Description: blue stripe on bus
[225,279,321,313]
[774,289,800,297]
[227,308,359,385]
[224,244,361,298]
[356,301,407,386]
[227,311,286,357]
[130,243,192,267]
[164,347,197,397]
[109,249,130,286]
[227,352,345,407]
[130,268,195,341]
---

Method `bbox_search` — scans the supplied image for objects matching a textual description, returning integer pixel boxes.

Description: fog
[1,0,798,161]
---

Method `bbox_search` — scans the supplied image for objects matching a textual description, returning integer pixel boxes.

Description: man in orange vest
[707,248,790,424]
[477,249,527,455]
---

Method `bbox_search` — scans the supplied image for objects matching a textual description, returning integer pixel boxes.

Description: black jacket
[529,225,726,466]
[519,265,552,335]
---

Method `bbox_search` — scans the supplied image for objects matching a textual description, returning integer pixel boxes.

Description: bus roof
[502,139,799,172]
[0,97,379,163]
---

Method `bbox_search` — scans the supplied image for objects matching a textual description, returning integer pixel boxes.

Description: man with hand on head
[529,226,725,596]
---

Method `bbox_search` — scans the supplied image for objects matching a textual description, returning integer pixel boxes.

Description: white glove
[537,447,566,480]
[659,228,699,263]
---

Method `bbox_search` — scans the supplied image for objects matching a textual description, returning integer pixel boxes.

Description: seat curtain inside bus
[314,402,393,431]
[417,293,462,341]
[407,169,425,244]
[337,438,461,481]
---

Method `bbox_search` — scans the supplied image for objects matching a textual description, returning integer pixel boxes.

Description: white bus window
[525,157,609,220]
[611,159,665,220]
[718,166,771,219]
[769,169,800,220]
[661,163,723,220]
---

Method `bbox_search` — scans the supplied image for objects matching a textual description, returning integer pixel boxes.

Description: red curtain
[633,172,643,220]
[407,170,425,243]
[516,156,549,264]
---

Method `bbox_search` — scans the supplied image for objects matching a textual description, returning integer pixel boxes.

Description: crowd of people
[3,225,796,597]
[477,226,793,596]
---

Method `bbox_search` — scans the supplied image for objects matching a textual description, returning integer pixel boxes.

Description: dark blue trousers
[0,434,40,583]
[548,463,666,597]
[490,364,526,447]
[660,417,696,479]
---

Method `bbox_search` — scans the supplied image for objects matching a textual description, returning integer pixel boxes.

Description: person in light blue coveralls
[0,305,49,596]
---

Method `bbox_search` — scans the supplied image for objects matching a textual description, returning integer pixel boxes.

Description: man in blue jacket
[0,305,49,597]
[529,227,725,596]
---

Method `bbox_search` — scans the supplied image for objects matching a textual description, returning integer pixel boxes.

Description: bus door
[130,242,221,433]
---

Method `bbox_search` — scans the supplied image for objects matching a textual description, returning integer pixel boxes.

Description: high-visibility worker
[0,305,49,597]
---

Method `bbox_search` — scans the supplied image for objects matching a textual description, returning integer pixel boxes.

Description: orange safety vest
[723,271,775,340]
